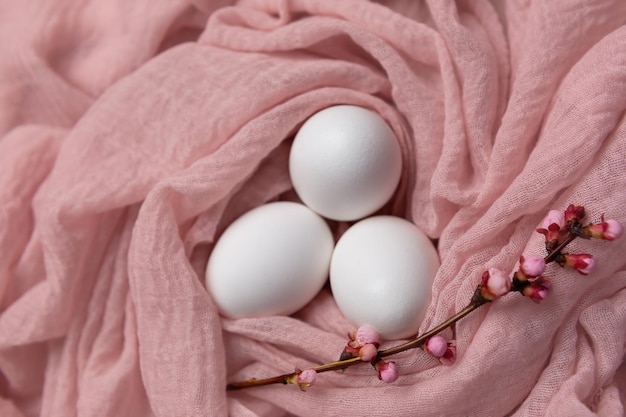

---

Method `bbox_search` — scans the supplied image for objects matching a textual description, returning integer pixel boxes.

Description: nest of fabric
[1,1,625,416]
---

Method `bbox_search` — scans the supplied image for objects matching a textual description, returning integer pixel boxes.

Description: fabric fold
[0,0,625,416]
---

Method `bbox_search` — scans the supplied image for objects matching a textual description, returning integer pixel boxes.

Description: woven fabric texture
[1,0,625,416]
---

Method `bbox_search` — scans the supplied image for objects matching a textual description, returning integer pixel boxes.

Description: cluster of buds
[513,256,551,303]
[339,325,380,362]
[541,204,621,274]
[479,246,551,305]
[479,204,623,305]
[339,325,399,382]
[339,328,457,384]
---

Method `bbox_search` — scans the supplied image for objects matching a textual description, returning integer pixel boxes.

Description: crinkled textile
[1,0,625,416]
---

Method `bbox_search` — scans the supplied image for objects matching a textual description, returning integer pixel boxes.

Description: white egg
[206,202,334,319]
[330,216,439,340]
[289,105,402,221]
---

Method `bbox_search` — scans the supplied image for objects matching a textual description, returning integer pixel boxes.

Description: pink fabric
[1,0,625,416]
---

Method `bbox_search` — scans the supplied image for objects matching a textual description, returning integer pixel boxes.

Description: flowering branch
[226,204,622,391]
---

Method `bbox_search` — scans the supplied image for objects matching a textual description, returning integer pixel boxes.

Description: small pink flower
[480,268,511,301]
[341,325,381,361]
[522,277,552,303]
[358,344,378,362]
[296,369,316,391]
[537,209,566,244]
[583,215,624,241]
[439,341,457,366]
[424,336,448,358]
[564,204,586,225]
[374,360,398,383]
[536,223,561,244]
[604,219,624,240]
[540,209,565,230]
[356,325,380,346]
[561,253,595,275]
[519,255,546,278]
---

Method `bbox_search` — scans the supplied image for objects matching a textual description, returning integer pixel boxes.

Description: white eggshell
[289,105,402,221]
[206,202,334,319]
[330,216,439,340]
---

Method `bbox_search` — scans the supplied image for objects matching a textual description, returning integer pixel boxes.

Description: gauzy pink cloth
[1,0,626,416]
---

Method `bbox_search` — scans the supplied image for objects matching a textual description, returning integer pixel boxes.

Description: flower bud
[560,253,595,275]
[296,369,316,391]
[480,268,511,301]
[536,209,566,250]
[358,344,378,362]
[374,360,398,383]
[424,336,448,358]
[341,325,381,361]
[582,215,623,241]
[540,209,566,230]
[439,341,457,366]
[536,224,561,247]
[564,204,586,226]
[519,255,546,279]
[522,277,552,303]
[356,325,380,346]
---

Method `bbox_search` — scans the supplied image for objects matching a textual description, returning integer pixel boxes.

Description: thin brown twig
[227,295,483,390]
[545,233,576,263]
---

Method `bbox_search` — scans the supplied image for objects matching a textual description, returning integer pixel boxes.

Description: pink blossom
[358,344,378,362]
[536,223,561,244]
[540,209,565,230]
[424,336,448,358]
[584,216,623,241]
[375,360,398,383]
[522,277,552,303]
[562,253,595,275]
[519,255,546,278]
[356,325,380,346]
[604,219,624,240]
[296,369,317,391]
[342,325,381,361]
[564,204,586,225]
[536,209,566,244]
[480,268,511,301]
[439,341,457,366]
